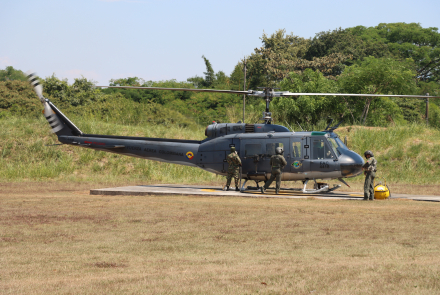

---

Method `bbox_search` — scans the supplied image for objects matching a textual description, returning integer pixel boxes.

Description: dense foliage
[1,22,440,128]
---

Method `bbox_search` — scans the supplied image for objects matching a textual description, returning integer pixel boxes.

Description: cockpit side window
[328,137,346,156]
[312,139,334,160]
[327,138,340,156]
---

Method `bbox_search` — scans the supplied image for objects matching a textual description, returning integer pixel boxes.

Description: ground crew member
[225,146,242,191]
[261,147,287,194]
[362,150,377,200]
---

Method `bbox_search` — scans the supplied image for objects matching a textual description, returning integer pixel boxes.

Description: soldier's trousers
[226,170,239,187]
[264,168,282,192]
[364,172,375,200]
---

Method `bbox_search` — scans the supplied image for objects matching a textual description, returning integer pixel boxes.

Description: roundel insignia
[186,151,194,160]
[292,161,302,169]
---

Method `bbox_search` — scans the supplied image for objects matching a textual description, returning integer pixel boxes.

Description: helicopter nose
[339,150,364,178]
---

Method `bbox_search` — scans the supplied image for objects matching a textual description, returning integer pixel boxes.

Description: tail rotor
[26,71,64,133]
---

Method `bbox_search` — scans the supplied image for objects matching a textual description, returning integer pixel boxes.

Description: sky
[1,0,439,85]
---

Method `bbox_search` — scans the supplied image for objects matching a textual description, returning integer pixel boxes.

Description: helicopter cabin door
[260,138,290,173]
[240,139,263,176]
[290,137,309,173]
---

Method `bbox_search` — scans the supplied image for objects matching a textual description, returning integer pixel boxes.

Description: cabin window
[233,125,243,131]
[245,144,261,157]
[219,127,227,135]
[312,139,334,160]
[266,142,283,156]
[292,141,301,158]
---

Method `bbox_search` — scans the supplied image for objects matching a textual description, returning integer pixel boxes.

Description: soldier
[224,146,242,191]
[261,147,287,194]
[362,150,377,200]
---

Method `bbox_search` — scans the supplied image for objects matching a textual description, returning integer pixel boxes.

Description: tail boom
[58,135,200,167]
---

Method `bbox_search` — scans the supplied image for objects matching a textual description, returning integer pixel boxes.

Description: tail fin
[26,72,82,136]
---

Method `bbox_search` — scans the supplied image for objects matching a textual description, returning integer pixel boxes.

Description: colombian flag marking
[186,151,194,160]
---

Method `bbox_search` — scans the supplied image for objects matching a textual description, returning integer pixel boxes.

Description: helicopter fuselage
[57,121,364,182]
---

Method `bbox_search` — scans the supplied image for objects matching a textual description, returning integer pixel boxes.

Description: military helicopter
[27,72,440,193]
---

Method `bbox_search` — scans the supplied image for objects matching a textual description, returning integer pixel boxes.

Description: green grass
[337,124,440,185]
[1,116,440,186]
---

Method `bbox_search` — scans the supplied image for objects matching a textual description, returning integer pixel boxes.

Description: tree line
[1,22,440,128]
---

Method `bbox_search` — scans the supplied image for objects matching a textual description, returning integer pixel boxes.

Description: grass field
[1,182,440,294]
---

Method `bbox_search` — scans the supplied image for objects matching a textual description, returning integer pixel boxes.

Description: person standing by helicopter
[224,146,242,191]
[362,150,377,200]
[261,147,287,195]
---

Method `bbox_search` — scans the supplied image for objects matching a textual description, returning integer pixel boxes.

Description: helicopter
[26,72,440,193]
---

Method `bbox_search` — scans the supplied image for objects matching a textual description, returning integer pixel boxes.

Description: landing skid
[242,179,341,194]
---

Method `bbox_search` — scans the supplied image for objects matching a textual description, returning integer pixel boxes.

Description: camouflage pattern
[362,156,377,200]
[226,151,242,187]
[263,154,287,193]
[363,156,377,173]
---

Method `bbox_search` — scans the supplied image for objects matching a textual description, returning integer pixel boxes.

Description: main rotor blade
[280,93,440,99]
[95,86,440,99]
[95,85,250,95]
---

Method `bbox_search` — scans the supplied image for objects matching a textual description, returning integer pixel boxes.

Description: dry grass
[1,182,440,294]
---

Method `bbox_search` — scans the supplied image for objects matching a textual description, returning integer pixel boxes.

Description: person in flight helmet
[261,146,287,195]
[224,146,242,191]
[362,150,377,200]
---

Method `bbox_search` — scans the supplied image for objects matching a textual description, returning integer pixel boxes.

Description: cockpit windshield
[327,137,348,156]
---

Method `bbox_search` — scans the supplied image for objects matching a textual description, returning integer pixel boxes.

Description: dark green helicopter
[27,72,440,193]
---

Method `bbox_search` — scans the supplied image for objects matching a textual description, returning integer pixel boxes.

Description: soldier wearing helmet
[261,146,287,194]
[224,146,242,191]
[362,150,377,200]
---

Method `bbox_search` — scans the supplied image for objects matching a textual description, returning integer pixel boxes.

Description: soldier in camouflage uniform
[225,146,242,191]
[261,147,287,194]
[362,150,377,200]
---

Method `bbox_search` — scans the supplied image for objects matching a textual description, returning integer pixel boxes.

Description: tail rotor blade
[43,102,64,133]
[26,71,66,133]
[26,71,45,102]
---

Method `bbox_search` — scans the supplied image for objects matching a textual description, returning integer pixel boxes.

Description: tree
[349,23,440,82]
[338,56,418,124]
[304,27,389,77]
[187,76,204,88]
[43,74,70,101]
[43,75,105,107]
[246,29,310,87]
[214,71,228,88]
[277,69,340,124]
[0,66,28,82]
[202,55,215,87]
[187,56,224,88]
[109,77,144,86]
[305,28,364,60]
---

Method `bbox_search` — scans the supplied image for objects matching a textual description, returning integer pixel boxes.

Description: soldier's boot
[275,190,279,195]
[225,186,230,191]
[235,187,239,191]
[260,187,265,194]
